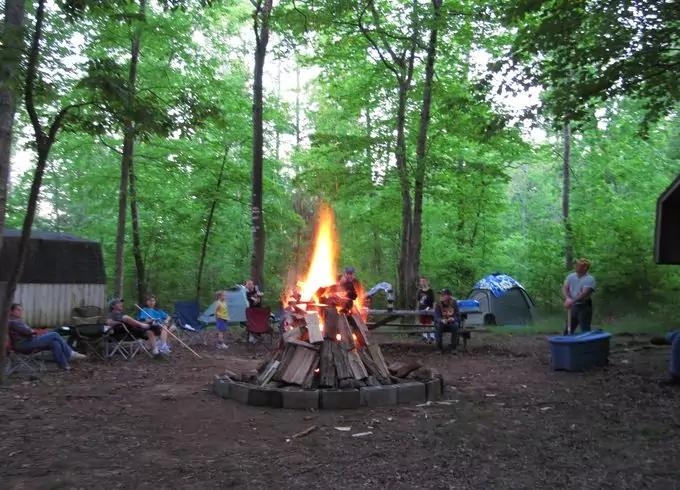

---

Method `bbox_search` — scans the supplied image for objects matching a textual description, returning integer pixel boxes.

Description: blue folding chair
[174,300,211,346]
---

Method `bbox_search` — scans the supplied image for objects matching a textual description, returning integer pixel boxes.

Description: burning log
[350,313,372,347]
[281,347,319,386]
[336,316,355,351]
[302,358,319,389]
[304,312,324,344]
[319,339,338,388]
[287,337,319,350]
[331,342,354,380]
[322,306,339,340]
[358,349,390,384]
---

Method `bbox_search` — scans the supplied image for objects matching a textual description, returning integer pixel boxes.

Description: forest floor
[1,331,679,490]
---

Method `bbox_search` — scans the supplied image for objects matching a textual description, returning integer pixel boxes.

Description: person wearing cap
[562,258,596,334]
[245,279,264,308]
[107,298,164,357]
[434,288,462,353]
[338,267,360,312]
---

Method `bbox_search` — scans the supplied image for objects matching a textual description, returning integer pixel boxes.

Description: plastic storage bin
[457,299,481,314]
[548,330,612,371]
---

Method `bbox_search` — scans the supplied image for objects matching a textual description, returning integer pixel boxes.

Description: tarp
[473,273,524,298]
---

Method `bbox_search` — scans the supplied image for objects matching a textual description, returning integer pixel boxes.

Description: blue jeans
[667,332,680,377]
[435,320,460,351]
[15,332,73,369]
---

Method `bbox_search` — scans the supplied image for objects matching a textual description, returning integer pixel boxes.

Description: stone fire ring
[213,375,444,410]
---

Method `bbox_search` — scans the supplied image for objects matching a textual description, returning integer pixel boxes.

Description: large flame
[299,203,338,302]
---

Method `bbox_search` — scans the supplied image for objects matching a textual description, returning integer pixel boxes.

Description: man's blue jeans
[666,332,680,378]
[435,320,460,351]
[14,332,73,369]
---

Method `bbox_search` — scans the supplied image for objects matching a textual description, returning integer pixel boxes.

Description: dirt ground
[1,332,679,490]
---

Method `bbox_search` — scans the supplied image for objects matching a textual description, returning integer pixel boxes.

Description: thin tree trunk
[0,0,26,260]
[196,145,230,302]
[395,82,412,307]
[129,156,146,304]
[563,122,573,270]
[114,0,145,299]
[250,0,273,288]
[295,64,301,148]
[410,0,442,302]
[0,0,67,382]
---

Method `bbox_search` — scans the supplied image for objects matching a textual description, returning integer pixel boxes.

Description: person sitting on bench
[434,288,461,354]
[136,294,171,354]
[107,298,164,357]
[8,303,86,370]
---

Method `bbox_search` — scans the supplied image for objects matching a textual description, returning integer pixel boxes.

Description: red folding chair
[245,307,274,348]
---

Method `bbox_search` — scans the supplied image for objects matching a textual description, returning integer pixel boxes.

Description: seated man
[107,298,164,357]
[8,303,86,370]
[434,288,461,354]
[245,280,264,308]
[136,294,171,353]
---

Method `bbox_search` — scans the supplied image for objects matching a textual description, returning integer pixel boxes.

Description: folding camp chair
[56,307,113,361]
[4,334,47,376]
[105,323,152,360]
[245,307,275,348]
[174,301,211,346]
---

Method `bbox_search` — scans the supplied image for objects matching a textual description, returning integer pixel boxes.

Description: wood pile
[257,307,394,389]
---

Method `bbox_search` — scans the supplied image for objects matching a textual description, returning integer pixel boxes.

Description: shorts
[419,316,433,325]
[216,318,229,332]
[114,322,161,338]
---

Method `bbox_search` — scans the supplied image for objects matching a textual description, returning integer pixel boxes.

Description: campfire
[256,204,392,390]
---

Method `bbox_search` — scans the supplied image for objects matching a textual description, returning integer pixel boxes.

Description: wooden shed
[654,174,680,265]
[0,229,107,327]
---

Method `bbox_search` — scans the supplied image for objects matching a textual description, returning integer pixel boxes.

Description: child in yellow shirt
[215,290,229,349]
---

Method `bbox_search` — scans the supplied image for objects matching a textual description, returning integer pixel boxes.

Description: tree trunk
[562,121,573,270]
[395,82,413,307]
[129,155,146,305]
[410,0,442,303]
[0,0,61,381]
[0,0,25,261]
[250,0,273,288]
[196,145,229,302]
[295,63,301,148]
[114,0,145,299]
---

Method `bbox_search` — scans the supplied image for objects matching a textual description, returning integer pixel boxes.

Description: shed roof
[654,174,680,265]
[0,228,107,284]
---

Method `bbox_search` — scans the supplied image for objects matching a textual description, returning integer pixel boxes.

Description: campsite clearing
[0,332,678,489]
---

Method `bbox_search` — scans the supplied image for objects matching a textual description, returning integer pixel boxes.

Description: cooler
[548,330,612,372]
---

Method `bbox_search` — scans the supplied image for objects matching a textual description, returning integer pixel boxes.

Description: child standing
[215,290,229,349]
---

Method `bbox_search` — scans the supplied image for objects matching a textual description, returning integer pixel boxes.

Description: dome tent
[466,273,537,326]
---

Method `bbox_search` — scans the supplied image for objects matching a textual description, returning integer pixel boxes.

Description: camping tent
[466,273,537,326]
[0,229,107,327]
[655,173,680,264]
[200,284,250,325]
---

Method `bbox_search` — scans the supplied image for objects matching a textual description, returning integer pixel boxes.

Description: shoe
[152,348,160,356]
[159,344,171,354]
[69,351,87,361]
[216,342,228,350]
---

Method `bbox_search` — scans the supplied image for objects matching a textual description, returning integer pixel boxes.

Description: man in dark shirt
[107,298,163,357]
[8,303,85,370]
[434,288,461,353]
[245,280,264,308]
[337,267,362,313]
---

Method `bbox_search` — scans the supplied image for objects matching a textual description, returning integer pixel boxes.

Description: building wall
[5,283,106,327]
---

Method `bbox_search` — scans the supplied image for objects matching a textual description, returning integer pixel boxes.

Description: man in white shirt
[562,258,596,335]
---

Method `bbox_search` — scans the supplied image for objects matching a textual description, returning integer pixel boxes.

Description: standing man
[562,258,596,334]
[245,279,264,308]
[338,267,360,313]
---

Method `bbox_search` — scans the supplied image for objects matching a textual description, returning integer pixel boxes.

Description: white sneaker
[152,348,160,356]
[159,344,171,354]
[69,351,87,361]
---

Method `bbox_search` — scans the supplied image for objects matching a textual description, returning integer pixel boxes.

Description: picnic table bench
[365,307,484,350]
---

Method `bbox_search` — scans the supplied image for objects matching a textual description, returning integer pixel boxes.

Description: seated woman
[136,295,171,354]
[107,298,165,357]
[8,303,86,370]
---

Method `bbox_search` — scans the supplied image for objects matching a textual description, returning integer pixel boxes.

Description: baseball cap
[108,297,123,308]
[439,288,452,295]
[344,267,355,273]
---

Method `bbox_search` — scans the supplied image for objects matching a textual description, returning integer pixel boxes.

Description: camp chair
[56,307,112,361]
[174,300,211,346]
[105,323,152,360]
[245,307,275,348]
[4,332,48,376]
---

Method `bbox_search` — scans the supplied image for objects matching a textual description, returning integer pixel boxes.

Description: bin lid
[548,330,612,344]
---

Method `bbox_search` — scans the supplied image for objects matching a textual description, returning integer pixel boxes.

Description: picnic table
[364,308,484,350]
